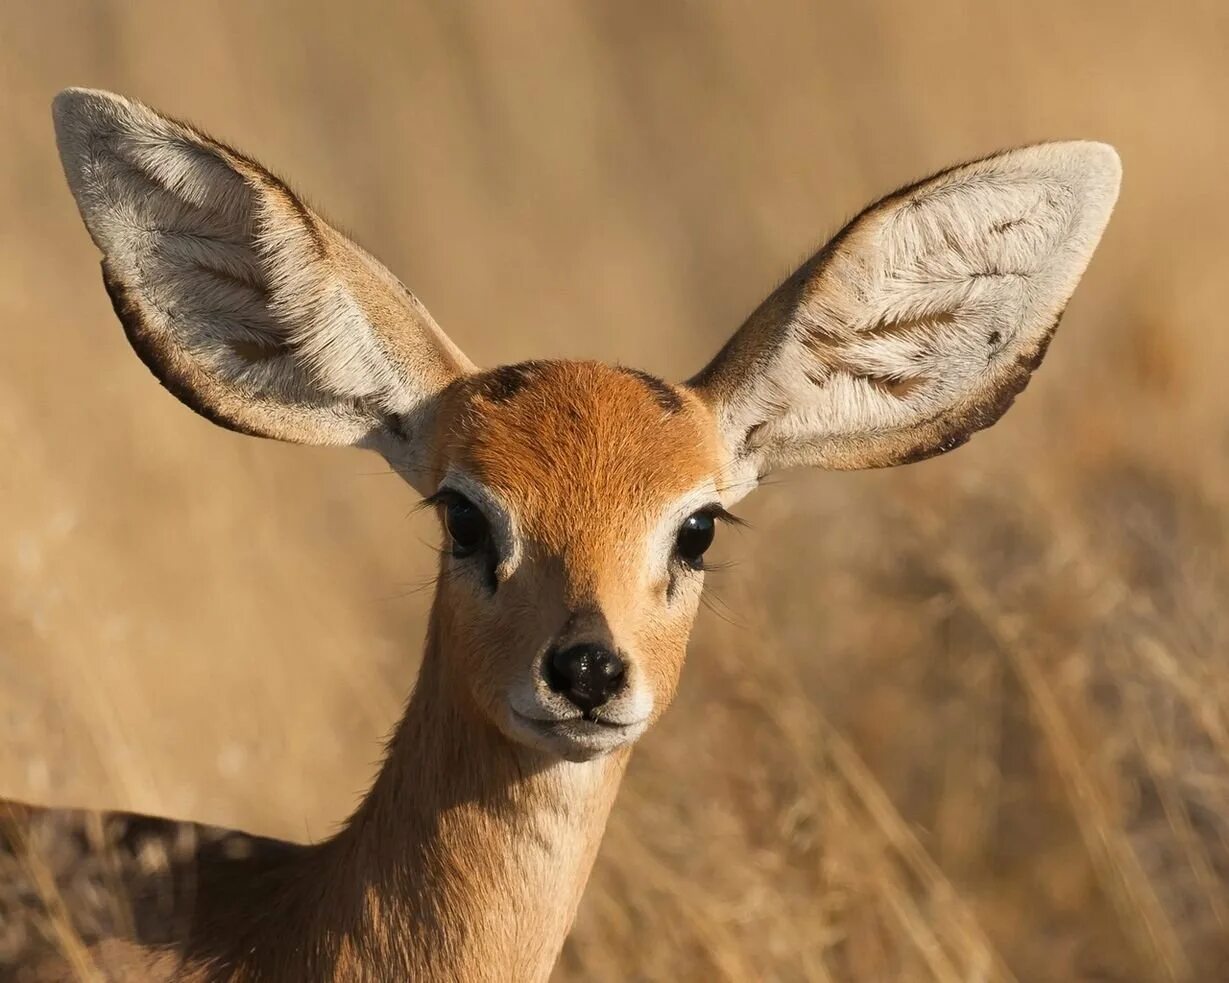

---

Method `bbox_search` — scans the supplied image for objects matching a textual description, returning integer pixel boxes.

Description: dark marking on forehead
[618,367,684,414]
[475,360,549,404]
[451,362,723,549]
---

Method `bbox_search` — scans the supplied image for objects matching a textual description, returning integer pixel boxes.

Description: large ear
[687,142,1121,503]
[53,87,472,492]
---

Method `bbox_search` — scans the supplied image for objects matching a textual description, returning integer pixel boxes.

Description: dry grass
[2,2,1228,979]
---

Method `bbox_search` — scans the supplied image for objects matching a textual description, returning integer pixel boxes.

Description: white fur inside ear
[56,93,283,379]
[791,144,1114,414]
[53,88,463,436]
[695,142,1120,475]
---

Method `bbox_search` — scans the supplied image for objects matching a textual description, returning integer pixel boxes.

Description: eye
[675,511,716,570]
[444,495,490,557]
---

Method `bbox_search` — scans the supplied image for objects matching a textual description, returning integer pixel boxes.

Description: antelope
[0,87,1119,981]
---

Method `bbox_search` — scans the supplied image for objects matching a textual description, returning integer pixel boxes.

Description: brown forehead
[438,361,722,543]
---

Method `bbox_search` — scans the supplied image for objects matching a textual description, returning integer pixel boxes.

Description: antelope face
[428,362,730,761]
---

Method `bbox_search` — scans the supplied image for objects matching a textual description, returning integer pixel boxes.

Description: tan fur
[2,621,630,981]
[3,88,1119,980]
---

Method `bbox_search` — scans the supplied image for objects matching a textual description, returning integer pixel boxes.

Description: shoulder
[1,797,301,977]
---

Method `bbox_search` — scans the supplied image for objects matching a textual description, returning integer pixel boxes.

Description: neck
[216,602,630,981]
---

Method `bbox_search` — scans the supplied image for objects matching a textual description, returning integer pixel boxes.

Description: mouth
[512,709,637,732]
[508,707,648,760]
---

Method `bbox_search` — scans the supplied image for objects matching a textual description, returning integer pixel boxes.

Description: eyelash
[420,488,465,511]
[696,504,743,527]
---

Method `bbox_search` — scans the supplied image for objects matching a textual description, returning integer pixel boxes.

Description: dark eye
[675,511,716,569]
[444,496,489,557]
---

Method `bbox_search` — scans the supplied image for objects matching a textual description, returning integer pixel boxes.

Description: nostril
[544,649,571,695]
[544,644,626,712]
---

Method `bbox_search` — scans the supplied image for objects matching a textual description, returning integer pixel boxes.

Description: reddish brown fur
[430,362,726,741]
[441,361,722,552]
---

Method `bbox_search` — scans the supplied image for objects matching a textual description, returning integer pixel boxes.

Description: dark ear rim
[101,262,250,434]
[869,303,1065,469]
[105,250,449,499]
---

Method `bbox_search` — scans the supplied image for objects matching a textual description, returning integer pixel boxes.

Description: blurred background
[3,2,1228,979]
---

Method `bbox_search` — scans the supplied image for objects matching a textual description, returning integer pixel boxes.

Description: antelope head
[54,88,1120,762]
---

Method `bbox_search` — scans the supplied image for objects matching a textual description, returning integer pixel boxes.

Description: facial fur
[425,361,727,761]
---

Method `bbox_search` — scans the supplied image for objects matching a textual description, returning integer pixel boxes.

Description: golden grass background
[3,2,1229,979]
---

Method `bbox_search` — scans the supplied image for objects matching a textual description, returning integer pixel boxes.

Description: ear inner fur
[52,86,472,475]
[687,141,1120,492]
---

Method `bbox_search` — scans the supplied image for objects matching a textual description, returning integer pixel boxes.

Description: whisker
[700,584,746,630]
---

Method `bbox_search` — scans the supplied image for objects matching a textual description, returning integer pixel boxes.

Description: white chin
[504,712,645,762]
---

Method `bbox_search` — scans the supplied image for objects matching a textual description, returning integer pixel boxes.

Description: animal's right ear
[53,87,472,493]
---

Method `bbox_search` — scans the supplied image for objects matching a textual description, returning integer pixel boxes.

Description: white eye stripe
[436,469,522,577]
[434,473,719,585]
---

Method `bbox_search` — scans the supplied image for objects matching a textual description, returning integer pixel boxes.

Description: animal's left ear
[687,142,1121,503]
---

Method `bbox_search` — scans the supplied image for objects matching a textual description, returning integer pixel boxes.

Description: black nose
[545,644,626,713]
